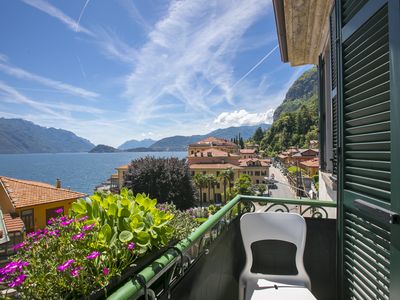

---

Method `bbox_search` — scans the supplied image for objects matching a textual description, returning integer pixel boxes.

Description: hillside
[149,124,271,151]
[89,144,121,153]
[260,67,318,154]
[0,118,94,154]
[273,67,318,121]
[118,139,156,150]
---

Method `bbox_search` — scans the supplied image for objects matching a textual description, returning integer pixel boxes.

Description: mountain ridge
[0,118,94,154]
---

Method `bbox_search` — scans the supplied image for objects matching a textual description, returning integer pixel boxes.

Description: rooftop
[300,157,320,168]
[189,137,238,147]
[189,163,241,170]
[3,213,24,233]
[239,149,256,154]
[0,176,86,209]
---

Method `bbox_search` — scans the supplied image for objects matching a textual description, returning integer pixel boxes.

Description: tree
[255,184,267,196]
[124,156,196,209]
[233,174,254,196]
[218,168,234,203]
[193,173,207,207]
[253,127,264,144]
[205,174,217,204]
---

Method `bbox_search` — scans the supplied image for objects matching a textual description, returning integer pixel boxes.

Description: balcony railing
[108,195,337,300]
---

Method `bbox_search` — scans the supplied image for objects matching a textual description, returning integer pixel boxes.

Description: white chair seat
[246,279,316,300]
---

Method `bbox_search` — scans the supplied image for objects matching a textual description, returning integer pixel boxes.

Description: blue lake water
[0,152,187,195]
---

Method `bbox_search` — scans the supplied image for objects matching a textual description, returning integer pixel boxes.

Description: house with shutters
[273,0,399,298]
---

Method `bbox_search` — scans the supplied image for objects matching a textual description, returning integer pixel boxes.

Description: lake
[0,152,187,195]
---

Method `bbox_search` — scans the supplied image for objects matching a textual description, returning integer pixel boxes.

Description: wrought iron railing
[107,195,337,300]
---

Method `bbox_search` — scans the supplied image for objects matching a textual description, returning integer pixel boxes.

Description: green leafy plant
[157,203,198,240]
[0,190,176,299]
[71,188,174,256]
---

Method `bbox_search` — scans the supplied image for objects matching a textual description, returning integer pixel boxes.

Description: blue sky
[0,0,309,147]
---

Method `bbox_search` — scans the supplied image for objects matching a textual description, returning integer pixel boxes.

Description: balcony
[108,195,337,300]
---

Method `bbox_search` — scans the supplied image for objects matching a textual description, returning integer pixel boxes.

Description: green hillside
[260,67,318,155]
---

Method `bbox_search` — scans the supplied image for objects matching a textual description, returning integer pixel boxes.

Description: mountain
[0,118,94,154]
[149,124,271,151]
[89,144,121,153]
[118,139,156,150]
[273,67,318,121]
[260,67,318,154]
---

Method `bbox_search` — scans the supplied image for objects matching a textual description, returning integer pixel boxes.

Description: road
[268,165,297,199]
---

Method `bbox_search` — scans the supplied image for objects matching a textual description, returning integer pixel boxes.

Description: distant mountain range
[0,118,94,154]
[0,117,270,154]
[144,124,271,151]
[118,139,156,150]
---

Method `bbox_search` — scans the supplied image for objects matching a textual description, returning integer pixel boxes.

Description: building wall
[16,199,77,231]
[188,156,239,165]
[188,145,239,156]
[190,168,241,203]
[318,171,336,201]
[240,167,269,184]
[0,184,15,213]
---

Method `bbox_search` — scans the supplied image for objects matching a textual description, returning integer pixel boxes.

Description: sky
[0,0,309,147]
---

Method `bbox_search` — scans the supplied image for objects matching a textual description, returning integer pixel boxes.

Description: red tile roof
[240,149,256,154]
[238,159,270,167]
[3,213,25,232]
[0,177,86,209]
[189,137,238,147]
[189,163,242,170]
[300,158,319,168]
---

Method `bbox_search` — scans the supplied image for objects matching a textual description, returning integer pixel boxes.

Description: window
[20,209,34,233]
[191,171,195,176]
[202,171,206,175]
[255,171,260,176]
[46,207,64,223]
[216,171,220,176]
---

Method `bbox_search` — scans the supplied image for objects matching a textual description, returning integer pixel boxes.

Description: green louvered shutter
[338,0,400,299]
[330,5,338,177]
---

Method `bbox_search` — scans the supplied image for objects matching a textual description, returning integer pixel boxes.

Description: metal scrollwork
[264,203,290,213]
[301,206,329,219]
[241,201,255,214]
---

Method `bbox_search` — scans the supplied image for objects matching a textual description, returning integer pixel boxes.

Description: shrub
[124,156,196,210]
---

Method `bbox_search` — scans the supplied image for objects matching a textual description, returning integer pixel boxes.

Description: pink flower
[12,242,25,251]
[86,251,101,260]
[47,218,54,225]
[8,273,26,288]
[70,266,81,277]
[77,216,88,222]
[71,232,85,241]
[57,259,75,272]
[127,243,135,250]
[60,219,73,227]
[82,224,95,231]
[55,208,63,214]
[48,230,60,237]
[103,268,109,276]
[60,216,67,221]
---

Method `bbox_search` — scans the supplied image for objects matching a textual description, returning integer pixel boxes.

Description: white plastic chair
[239,212,312,300]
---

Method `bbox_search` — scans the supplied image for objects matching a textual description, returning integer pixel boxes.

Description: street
[268,165,296,199]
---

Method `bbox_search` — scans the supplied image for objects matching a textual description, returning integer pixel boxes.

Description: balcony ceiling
[274,0,333,66]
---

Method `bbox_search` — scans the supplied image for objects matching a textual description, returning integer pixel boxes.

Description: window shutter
[330,6,338,177]
[338,0,400,299]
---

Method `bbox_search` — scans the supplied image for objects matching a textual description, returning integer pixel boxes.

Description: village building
[187,137,239,156]
[239,148,257,159]
[0,176,86,257]
[300,157,319,177]
[188,137,270,203]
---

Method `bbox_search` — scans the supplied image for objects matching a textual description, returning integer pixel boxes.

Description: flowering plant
[0,189,175,298]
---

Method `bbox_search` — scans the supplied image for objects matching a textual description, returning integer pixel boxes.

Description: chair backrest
[240,212,311,289]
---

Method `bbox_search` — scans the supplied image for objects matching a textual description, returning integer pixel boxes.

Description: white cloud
[93,28,137,64]
[21,0,94,36]
[123,0,272,123]
[214,109,275,127]
[0,61,99,98]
